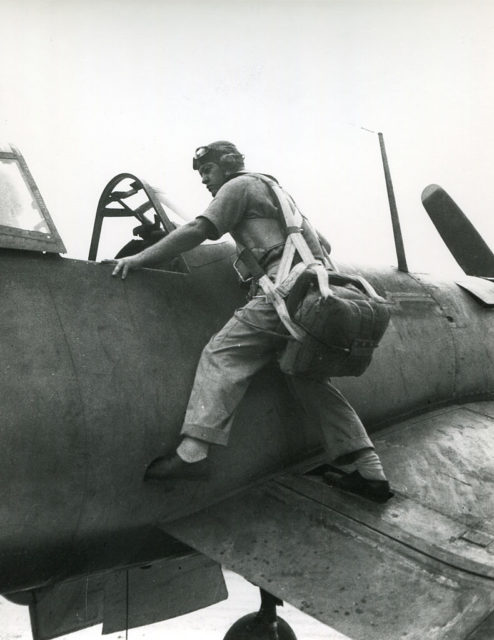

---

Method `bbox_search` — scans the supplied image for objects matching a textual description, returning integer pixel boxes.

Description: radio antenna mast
[378,132,408,272]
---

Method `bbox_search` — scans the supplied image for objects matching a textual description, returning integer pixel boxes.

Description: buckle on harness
[233,255,253,283]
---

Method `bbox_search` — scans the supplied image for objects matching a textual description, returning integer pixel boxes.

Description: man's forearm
[133,219,208,267]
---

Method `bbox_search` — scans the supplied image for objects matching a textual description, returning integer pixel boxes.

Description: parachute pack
[238,173,391,378]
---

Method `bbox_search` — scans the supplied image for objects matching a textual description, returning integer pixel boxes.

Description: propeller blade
[421,184,494,277]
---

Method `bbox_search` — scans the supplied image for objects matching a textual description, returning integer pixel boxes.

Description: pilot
[109,141,393,503]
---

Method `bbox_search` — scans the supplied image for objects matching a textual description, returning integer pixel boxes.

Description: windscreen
[0,148,65,253]
[0,158,50,233]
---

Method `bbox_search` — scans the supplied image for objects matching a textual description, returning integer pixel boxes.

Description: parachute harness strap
[251,176,331,338]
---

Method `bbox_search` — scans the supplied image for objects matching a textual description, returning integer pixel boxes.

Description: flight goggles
[192,146,219,170]
[192,142,241,170]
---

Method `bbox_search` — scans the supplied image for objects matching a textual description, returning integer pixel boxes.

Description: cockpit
[87,172,190,274]
[0,145,220,274]
[0,143,239,288]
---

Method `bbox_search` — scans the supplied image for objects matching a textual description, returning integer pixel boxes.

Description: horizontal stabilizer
[456,276,494,306]
[421,184,494,277]
[163,402,494,640]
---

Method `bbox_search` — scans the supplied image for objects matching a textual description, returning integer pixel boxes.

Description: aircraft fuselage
[1,243,493,595]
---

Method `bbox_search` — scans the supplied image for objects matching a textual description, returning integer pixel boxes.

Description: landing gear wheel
[223,589,298,640]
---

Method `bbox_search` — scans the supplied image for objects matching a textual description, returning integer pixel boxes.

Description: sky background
[1,1,494,638]
[1,0,493,274]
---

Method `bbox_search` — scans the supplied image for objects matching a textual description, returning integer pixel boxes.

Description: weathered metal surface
[279,402,494,577]
[376,401,494,538]
[466,611,494,639]
[0,247,316,593]
[414,275,494,399]
[29,574,105,640]
[26,552,226,640]
[0,246,493,597]
[102,554,227,634]
[162,401,494,639]
[163,478,494,640]
[336,267,457,427]
[457,277,494,307]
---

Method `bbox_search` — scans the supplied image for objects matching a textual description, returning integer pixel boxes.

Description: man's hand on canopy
[101,255,140,279]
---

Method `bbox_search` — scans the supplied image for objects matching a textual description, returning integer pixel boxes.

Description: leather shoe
[324,470,393,503]
[144,454,210,481]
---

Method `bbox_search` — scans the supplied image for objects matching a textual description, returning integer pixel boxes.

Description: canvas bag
[238,173,391,377]
[278,270,390,377]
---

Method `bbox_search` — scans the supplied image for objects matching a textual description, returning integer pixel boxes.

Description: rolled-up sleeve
[197,178,250,239]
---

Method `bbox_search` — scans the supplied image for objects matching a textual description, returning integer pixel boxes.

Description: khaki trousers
[181,295,374,462]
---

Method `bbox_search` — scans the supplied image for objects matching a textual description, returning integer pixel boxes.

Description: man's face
[198,162,227,197]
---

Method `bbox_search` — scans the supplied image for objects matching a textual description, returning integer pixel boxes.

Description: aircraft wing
[162,400,494,640]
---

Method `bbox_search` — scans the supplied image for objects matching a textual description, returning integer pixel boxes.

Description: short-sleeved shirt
[198,174,286,268]
[198,173,325,279]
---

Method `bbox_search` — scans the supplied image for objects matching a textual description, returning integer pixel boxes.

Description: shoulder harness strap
[234,173,335,340]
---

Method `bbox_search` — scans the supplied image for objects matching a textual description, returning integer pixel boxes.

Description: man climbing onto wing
[109,141,393,503]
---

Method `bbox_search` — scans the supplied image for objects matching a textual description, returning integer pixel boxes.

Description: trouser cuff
[181,423,229,446]
[330,440,375,465]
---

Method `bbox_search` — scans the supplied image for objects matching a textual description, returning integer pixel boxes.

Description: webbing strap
[236,173,332,340]
[274,240,296,287]
[267,180,331,298]
[258,275,306,341]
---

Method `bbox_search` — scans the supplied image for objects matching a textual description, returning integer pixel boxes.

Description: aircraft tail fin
[421,184,494,277]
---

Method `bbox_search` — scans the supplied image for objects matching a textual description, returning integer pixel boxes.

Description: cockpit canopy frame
[0,144,66,254]
[87,173,178,263]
